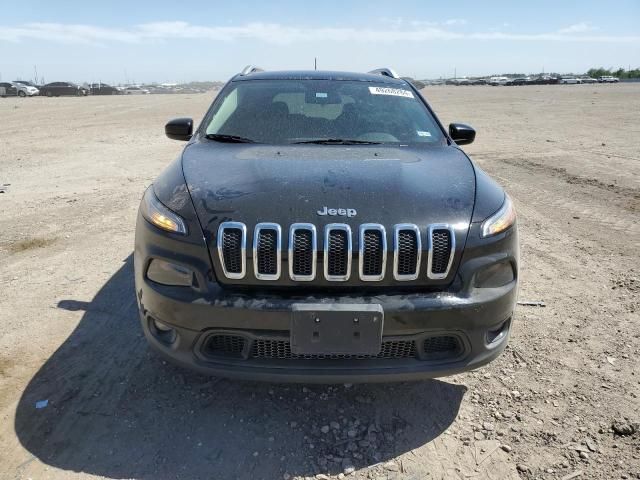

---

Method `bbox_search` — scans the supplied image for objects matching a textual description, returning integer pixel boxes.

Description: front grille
[326,229,350,278]
[252,338,417,360]
[215,221,456,283]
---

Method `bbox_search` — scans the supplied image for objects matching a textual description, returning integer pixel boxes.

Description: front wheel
[18,91,26,97]
[46,91,53,97]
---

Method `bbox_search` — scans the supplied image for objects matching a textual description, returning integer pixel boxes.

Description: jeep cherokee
[134,66,518,382]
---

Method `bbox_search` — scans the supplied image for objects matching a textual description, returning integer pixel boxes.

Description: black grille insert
[362,229,384,277]
[327,229,349,277]
[252,339,417,360]
[291,229,314,277]
[397,229,419,276]
[256,228,278,276]
[205,334,247,358]
[430,229,452,275]
[422,335,462,360]
[221,228,243,274]
[201,333,465,363]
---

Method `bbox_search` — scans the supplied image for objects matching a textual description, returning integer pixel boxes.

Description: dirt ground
[0,84,638,480]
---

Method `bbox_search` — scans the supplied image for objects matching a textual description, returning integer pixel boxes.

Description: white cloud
[443,18,468,26]
[557,22,598,34]
[0,21,637,46]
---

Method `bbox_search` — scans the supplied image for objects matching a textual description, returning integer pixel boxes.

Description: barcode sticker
[368,86,414,98]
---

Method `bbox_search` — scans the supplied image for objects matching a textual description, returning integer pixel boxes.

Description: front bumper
[134,206,518,383]
[136,267,516,383]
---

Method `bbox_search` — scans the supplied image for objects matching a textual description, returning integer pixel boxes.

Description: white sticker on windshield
[369,86,414,98]
[416,130,432,137]
[316,92,328,98]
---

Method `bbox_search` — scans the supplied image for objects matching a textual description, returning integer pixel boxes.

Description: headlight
[481,195,516,238]
[140,187,187,235]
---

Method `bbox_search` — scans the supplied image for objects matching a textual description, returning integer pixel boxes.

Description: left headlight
[140,187,188,235]
[481,194,516,238]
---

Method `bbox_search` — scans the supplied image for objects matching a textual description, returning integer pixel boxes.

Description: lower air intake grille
[292,229,313,277]
[430,229,452,275]
[201,333,465,362]
[205,334,247,358]
[327,229,349,277]
[251,339,417,360]
[422,335,462,360]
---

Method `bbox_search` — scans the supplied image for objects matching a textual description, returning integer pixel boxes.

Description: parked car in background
[531,76,559,85]
[13,81,41,96]
[488,76,509,86]
[39,82,88,97]
[123,86,150,95]
[470,78,488,85]
[579,77,598,84]
[0,82,19,97]
[505,77,530,86]
[560,76,582,84]
[89,83,121,95]
[598,76,620,83]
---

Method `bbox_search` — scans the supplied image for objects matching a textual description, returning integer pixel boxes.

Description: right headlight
[481,194,516,238]
[140,187,187,235]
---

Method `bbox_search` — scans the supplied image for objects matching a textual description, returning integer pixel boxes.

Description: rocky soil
[0,84,638,479]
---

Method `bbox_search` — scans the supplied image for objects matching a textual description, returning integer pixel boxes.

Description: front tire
[46,91,53,97]
[18,91,26,97]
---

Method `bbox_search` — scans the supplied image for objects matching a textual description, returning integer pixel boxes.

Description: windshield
[203,79,444,145]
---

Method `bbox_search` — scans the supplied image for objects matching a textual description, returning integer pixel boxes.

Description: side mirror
[449,123,476,145]
[165,117,193,141]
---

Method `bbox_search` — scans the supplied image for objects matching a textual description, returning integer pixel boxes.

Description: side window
[206,88,238,134]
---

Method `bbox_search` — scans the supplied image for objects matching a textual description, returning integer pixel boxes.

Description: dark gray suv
[134,66,518,382]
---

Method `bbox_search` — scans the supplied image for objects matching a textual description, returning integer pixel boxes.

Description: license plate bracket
[290,304,383,355]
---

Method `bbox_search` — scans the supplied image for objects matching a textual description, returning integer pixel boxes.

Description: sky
[0,0,638,84]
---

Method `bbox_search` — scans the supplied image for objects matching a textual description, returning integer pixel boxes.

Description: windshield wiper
[205,133,258,143]
[292,138,382,145]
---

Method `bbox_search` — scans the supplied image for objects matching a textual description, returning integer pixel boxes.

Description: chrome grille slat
[324,224,352,281]
[217,222,247,279]
[427,224,456,280]
[359,223,387,281]
[289,223,317,281]
[393,224,421,281]
[216,221,455,282]
[253,223,282,280]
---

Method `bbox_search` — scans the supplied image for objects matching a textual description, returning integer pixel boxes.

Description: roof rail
[368,68,400,79]
[240,65,264,76]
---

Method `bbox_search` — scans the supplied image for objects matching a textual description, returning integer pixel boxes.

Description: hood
[182,142,476,238]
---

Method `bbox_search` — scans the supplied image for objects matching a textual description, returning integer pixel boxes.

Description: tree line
[587,67,640,79]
